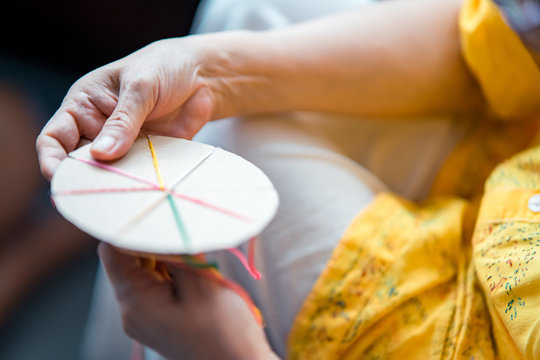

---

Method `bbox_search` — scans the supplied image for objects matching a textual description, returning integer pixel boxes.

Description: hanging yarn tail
[130,341,145,360]
[228,237,262,280]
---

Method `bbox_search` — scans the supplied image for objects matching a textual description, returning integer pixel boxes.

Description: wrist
[192,30,288,120]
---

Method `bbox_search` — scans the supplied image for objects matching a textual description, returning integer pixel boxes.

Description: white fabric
[191,0,375,33]
[295,113,467,200]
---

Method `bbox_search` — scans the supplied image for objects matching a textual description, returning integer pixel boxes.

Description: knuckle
[61,95,78,110]
[105,110,135,132]
[60,93,87,115]
[124,76,152,96]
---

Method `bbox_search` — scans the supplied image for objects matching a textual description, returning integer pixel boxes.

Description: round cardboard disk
[51,135,279,254]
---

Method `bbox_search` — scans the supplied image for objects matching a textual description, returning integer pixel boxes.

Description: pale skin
[37,0,483,357]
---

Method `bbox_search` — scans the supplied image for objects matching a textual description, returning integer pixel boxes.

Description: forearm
[197,0,483,119]
[36,0,484,177]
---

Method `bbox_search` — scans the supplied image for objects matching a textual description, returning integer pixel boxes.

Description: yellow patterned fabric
[289,194,495,359]
[473,148,540,359]
[288,0,540,358]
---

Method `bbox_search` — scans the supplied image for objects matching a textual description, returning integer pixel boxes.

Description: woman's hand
[98,243,278,360]
[36,37,224,180]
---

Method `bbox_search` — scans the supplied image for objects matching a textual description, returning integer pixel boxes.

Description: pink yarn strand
[69,157,252,222]
[70,156,160,189]
[228,245,261,280]
[169,191,252,223]
[248,237,258,277]
[130,341,145,360]
[53,186,158,196]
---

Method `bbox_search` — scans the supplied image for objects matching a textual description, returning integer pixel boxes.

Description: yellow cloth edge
[459,0,540,119]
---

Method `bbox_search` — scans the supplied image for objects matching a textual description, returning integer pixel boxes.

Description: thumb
[91,78,155,160]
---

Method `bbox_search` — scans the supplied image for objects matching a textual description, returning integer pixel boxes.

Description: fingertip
[90,134,129,161]
[98,244,143,287]
[36,142,65,181]
[92,135,116,153]
[98,243,134,267]
[97,242,115,267]
[40,160,59,181]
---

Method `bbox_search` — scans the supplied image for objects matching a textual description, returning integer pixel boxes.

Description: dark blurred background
[0,1,200,359]
[2,0,201,75]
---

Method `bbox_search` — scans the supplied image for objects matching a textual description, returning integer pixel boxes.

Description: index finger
[36,109,81,180]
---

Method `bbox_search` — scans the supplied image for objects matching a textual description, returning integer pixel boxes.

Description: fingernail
[92,135,116,153]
